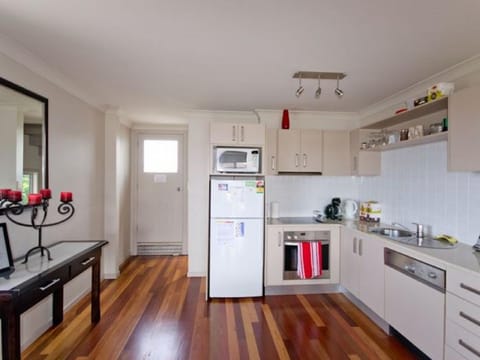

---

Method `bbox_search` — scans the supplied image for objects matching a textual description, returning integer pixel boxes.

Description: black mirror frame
[0,76,49,215]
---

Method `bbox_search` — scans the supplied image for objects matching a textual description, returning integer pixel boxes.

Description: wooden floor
[23,256,421,359]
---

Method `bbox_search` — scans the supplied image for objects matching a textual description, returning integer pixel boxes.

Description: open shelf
[361,96,448,129]
[365,131,448,152]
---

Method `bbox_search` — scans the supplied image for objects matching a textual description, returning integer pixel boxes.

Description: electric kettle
[341,199,358,220]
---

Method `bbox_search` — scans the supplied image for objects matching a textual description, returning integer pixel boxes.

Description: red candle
[8,190,22,203]
[0,189,11,200]
[281,109,290,129]
[28,193,42,205]
[60,192,73,203]
[40,188,52,199]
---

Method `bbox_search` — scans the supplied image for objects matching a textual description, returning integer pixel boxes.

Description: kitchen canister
[359,201,381,223]
[270,201,279,219]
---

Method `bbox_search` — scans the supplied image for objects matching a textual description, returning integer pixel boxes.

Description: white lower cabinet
[265,226,284,286]
[445,266,480,360]
[340,227,384,318]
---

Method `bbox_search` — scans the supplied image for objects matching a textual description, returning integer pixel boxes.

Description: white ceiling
[0,0,480,121]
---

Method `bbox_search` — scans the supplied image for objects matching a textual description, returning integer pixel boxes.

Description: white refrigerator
[209,177,264,298]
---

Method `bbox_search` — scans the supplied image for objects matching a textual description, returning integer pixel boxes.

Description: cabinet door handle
[240,125,244,142]
[460,283,480,296]
[353,155,358,172]
[232,125,236,142]
[358,238,363,256]
[39,278,61,291]
[459,311,480,327]
[303,154,307,167]
[271,156,276,171]
[295,154,299,167]
[353,237,357,254]
[278,232,282,247]
[459,339,480,358]
[81,256,96,266]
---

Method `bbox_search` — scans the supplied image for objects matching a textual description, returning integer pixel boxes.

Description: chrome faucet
[392,222,411,231]
[412,222,425,238]
[392,222,425,238]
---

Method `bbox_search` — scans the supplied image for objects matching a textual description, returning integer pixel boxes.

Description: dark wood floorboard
[23,256,421,359]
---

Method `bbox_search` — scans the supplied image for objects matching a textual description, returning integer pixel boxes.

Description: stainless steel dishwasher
[384,248,446,360]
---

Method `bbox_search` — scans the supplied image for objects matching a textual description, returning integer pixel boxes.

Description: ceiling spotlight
[295,75,304,97]
[334,75,344,97]
[315,76,322,98]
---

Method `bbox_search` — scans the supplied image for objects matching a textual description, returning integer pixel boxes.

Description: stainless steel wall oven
[283,230,330,280]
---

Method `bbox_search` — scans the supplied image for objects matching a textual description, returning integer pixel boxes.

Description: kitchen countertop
[267,217,480,276]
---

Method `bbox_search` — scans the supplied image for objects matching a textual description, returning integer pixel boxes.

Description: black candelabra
[0,192,74,263]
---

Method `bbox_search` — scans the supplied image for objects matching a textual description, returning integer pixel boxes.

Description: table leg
[91,258,101,323]
[52,286,64,325]
[1,310,21,360]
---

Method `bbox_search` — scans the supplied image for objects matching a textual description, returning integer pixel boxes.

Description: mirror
[0,77,48,211]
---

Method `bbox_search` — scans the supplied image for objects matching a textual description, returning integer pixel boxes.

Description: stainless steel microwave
[213,147,261,173]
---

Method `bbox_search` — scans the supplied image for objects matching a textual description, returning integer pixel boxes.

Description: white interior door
[135,133,186,255]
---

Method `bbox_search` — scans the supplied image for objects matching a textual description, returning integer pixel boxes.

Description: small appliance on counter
[474,236,480,251]
[341,199,358,220]
[359,201,381,223]
[324,198,342,221]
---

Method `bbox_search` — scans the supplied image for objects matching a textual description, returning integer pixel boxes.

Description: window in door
[143,140,178,173]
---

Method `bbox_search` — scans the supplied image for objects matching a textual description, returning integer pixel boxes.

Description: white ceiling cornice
[0,33,104,112]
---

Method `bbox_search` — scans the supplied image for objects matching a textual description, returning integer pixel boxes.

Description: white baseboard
[104,272,119,279]
[187,271,205,277]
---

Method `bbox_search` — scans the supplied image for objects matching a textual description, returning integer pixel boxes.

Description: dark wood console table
[0,240,108,360]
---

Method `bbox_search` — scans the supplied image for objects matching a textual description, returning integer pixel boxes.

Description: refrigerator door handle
[278,232,282,247]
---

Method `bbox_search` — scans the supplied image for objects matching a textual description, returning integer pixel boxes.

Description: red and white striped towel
[297,242,323,279]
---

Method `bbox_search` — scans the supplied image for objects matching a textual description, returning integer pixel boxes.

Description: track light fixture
[315,76,322,98]
[292,71,346,98]
[335,75,344,97]
[295,75,304,97]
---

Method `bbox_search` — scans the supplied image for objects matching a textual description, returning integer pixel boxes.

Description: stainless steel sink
[369,227,414,238]
[369,226,457,249]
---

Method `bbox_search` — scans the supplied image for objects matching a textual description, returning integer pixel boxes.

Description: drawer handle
[460,283,480,296]
[39,278,61,291]
[459,339,480,358]
[81,257,96,266]
[459,311,480,327]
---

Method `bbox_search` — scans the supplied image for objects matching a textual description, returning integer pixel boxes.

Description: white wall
[104,112,131,278]
[117,123,131,266]
[0,49,105,350]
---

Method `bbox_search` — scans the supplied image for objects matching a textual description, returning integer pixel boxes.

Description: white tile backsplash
[266,141,480,246]
[360,141,480,246]
[266,175,359,218]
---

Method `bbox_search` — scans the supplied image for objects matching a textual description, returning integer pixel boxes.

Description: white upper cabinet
[349,129,381,176]
[277,129,323,173]
[210,123,265,146]
[265,128,278,175]
[448,87,480,171]
[322,130,351,176]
